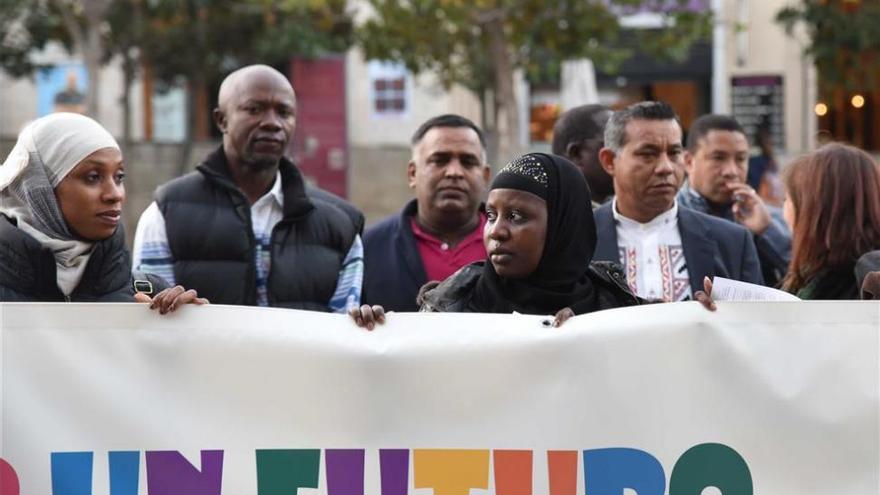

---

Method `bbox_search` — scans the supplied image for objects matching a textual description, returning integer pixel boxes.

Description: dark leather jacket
[418,261,643,313]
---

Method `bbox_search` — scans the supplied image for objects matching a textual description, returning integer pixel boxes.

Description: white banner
[0,302,878,494]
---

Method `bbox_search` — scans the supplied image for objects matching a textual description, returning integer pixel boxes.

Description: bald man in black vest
[133,64,364,311]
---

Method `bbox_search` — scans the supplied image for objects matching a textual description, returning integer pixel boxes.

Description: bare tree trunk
[485,14,521,165]
[120,52,134,144]
[177,77,199,176]
[480,88,501,169]
[175,0,208,176]
[82,28,102,117]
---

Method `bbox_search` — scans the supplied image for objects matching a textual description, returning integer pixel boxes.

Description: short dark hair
[411,114,487,149]
[686,114,747,151]
[604,101,680,153]
[551,104,611,156]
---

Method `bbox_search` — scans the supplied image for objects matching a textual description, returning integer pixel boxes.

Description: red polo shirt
[410,213,488,282]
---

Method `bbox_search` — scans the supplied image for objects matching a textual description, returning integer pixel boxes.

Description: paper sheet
[712,276,801,302]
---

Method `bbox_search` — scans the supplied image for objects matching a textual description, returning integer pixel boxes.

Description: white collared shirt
[249,171,285,307]
[612,199,692,302]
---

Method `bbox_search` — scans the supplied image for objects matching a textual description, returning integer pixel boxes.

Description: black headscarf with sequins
[469,153,600,315]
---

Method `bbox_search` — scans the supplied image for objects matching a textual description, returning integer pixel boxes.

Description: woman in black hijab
[351,153,641,328]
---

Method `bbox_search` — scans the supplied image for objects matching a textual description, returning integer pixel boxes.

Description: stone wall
[119,141,220,245]
[348,144,414,226]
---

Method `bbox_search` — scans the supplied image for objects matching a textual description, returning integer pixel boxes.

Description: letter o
[669,443,752,495]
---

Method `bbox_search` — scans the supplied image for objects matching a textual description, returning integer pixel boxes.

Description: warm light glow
[851,94,866,108]
[814,103,829,116]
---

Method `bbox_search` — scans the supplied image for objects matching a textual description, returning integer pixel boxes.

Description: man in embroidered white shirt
[592,101,763,301]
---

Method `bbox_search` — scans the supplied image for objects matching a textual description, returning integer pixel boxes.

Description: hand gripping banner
[0,301,878,494]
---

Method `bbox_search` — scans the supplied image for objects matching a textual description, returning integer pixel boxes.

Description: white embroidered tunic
[612,199,692,302]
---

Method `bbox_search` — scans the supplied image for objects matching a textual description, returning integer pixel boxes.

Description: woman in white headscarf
[0,112,206,311]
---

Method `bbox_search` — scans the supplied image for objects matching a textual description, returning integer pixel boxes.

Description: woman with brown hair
[781,143,880,299]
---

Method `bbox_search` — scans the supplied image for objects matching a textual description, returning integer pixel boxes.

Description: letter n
[145,450,223,495]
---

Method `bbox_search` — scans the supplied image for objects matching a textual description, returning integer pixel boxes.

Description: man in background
[677,114,790,286]
[552,104,613,207]
[134,64,364,311]
[592,101,763,301]
[363,114,491,311]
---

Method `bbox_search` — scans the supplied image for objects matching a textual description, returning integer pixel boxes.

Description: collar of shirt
[410,213,486,251]
[612,198,679,233]
[679,182,735,220]
[250,170,284,238]
[251,170,284,211]
[611,198,690,302]
[410,213,488,282]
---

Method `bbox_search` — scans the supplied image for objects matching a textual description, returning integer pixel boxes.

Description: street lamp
[851,94,865,109]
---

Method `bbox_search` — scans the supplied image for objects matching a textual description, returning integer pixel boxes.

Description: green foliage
[777,0,880,96]
[0,0,70,77]
[0,0,354,86]
[357,0,711,91]
[635,7,713,61]
[134,0,354,86]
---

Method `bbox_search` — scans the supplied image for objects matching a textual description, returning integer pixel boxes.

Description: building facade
[0,0,823,228]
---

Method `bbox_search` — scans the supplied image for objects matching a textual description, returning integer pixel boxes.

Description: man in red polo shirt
[363,114,491,311]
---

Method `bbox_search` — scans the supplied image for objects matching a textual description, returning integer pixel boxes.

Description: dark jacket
[362,200,428,312]
[0,215,136,302]
[796,254,880,300]
[419,261,643,313]
[677,184,790,287]
[593,203,764,295]
[795,264,861,300]
[155,147,364,310]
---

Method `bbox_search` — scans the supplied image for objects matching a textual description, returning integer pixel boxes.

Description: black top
[420,261,642,313]
[0,215,135,302]
[796,263,860,300]
[461,153,636,315]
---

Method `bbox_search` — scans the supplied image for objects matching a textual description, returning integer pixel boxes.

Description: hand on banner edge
[135,285,209,315]
[349,304,386,330]
[694,276,717,311]
[552,307,575,327]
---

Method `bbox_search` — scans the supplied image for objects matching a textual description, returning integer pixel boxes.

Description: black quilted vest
[155,147,363,310]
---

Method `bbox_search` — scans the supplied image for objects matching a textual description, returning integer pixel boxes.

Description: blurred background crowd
[1,0,874,230]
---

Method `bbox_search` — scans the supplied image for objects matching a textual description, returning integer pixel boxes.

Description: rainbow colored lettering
[0,443,752,494]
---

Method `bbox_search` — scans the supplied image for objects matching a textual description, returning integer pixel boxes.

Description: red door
[289,56,349,198]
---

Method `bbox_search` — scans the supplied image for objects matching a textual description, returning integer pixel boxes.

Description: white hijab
[0,113,120,296]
